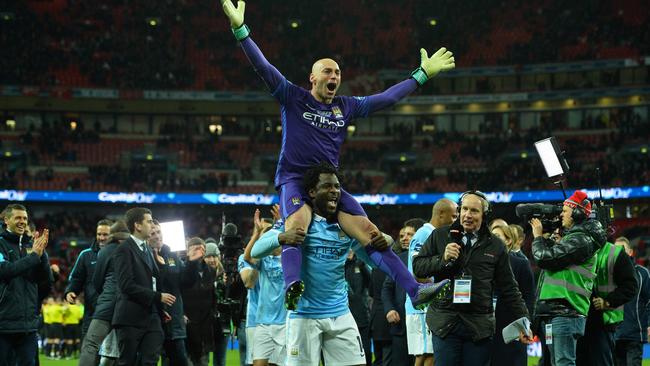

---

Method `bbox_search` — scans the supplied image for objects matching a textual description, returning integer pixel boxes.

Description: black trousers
[391,334,414,366]
[614,340,643,366]
[115,314,164,366]
[371,339,392,366]
[161,338,189,366]
[576,327,615,366]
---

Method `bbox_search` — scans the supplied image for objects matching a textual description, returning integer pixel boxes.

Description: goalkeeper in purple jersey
[221,0,455,310]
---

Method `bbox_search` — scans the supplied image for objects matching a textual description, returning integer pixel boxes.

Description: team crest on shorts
[291,197,301,205]
[332,106,343,119]
[290,347,299,356]
[167,258,176,266]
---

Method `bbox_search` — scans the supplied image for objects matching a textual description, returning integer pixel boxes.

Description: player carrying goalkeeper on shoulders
[220,0,455,310]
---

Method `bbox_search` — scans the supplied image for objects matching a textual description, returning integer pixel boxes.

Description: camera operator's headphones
[570,198,591,223]
[457,190,491,221]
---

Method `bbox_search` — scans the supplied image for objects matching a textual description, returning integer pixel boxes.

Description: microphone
[445,222,464,267]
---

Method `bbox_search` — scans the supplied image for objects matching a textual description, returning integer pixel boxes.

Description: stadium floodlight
[534,137,569,179]
[160,220,186,252]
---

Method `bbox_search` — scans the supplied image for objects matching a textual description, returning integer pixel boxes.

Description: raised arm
[366,47,455,114]
[366,79,418,114]
[221,0,285,93]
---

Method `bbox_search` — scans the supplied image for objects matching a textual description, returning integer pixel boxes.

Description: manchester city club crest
[331,106,343,119]
[291,197,301,205]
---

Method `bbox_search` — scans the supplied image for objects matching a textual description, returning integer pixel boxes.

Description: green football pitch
[39,350,242,366]
[37,353,650,366]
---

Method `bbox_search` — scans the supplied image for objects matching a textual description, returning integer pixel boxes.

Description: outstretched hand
[221,0,246,29]
[420,47,455,78]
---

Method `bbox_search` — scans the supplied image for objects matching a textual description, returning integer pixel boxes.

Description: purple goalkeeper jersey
[272,80,369,186]
[239,36,418,188]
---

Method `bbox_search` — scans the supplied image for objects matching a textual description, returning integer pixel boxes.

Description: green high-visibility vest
[594,242,625,325]
[539,249,597,316]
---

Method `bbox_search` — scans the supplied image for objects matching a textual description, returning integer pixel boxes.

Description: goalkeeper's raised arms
[411,47,456,86]
[221,0,245,29]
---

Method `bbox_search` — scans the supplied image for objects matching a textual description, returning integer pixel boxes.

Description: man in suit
[112,207,176,366]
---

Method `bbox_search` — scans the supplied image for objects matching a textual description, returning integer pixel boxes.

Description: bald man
[221,0,456,310]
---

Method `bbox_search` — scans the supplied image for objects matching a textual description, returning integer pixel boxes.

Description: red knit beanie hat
[564,190,592,216]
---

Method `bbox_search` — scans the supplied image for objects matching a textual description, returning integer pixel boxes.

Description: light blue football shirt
[255,254,287,325]
[252,215,373,319]
[237,254,260,328]
[405,223,435,315]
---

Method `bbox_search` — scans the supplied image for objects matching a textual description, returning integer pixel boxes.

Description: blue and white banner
[0,186,648,205]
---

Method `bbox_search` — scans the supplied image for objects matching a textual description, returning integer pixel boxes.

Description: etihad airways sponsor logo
[98,192,156,204]
[305,246,348,260]
[302,111,345,128]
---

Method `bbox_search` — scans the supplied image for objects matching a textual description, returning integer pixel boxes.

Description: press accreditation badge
[545,323,553,345]
[453,279,472,303]
[152,277,157,291]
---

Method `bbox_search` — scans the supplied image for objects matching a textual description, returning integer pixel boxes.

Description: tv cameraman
[532,190,607,366]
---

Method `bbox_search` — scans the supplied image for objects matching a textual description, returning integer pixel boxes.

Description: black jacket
[616,260,650,342]
[92,240,119,321]
[182,261,217,360]
[0,230,52,333]
[533,219,606,272]
[382,251,408,336]
[345,256,371,329]
[369,268,391,341]
[112,237,167,328]
[158,244,200,340]
[65,239,100,320]
[413,224,529,341]
[501,252,536,319]
[586,249,637,331]
[533,219,607,318]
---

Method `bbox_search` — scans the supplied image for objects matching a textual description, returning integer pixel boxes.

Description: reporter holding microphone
[413,191,532,366]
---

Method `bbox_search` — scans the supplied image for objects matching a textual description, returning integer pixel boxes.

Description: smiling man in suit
[112,207,176,366]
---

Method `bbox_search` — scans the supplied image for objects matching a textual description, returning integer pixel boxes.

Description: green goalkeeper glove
[411,47,455,86]
[221,0,249,40]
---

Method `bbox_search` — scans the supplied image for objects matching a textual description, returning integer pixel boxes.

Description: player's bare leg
[338,211,448,309]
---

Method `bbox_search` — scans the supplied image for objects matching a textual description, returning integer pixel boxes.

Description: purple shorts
[278,179,367,220]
